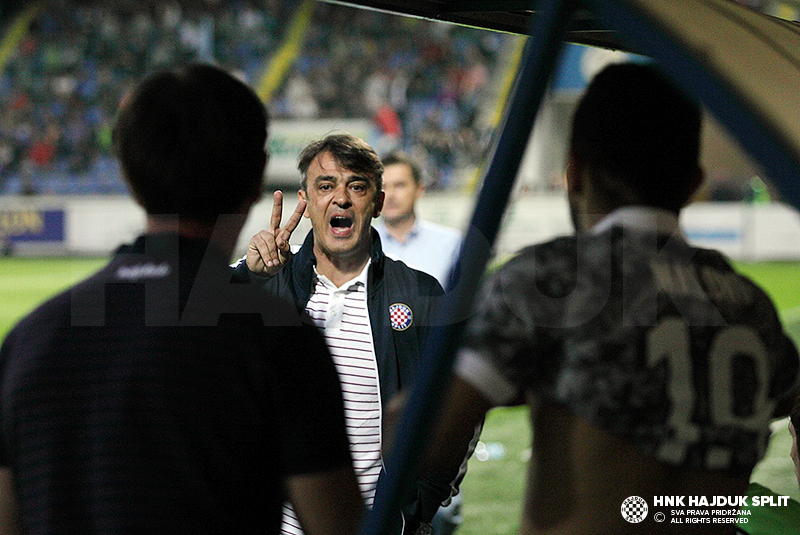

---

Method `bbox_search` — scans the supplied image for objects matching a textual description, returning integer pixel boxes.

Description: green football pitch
[0,256,799,534]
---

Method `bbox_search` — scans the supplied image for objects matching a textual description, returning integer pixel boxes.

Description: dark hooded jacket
[232,228,453,530]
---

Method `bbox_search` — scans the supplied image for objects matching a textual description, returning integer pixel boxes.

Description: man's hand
[246,190,306,276]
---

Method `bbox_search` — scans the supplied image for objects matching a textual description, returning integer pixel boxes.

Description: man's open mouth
[331,216,353,228]
[330,216,354,236]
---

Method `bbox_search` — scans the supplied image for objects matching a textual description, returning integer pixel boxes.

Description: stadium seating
[0,0,511,195]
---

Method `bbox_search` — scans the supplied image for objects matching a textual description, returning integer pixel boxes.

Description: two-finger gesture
[246,190,306,276]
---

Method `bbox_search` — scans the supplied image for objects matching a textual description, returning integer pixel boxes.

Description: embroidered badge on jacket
[389,303,413,331]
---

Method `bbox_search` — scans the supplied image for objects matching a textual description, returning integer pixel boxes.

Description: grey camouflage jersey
[463,226,799,476]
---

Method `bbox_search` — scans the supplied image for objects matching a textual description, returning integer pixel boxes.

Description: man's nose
[333,184,351,206]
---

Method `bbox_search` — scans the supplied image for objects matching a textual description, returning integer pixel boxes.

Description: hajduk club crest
[389,303,413,331]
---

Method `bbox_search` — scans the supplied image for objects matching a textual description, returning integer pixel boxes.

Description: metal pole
[359,1,575,534]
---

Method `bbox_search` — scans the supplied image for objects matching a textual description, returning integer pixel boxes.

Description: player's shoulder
[3,263,112,353]
[687,244,779,312]
[495,235,578,285]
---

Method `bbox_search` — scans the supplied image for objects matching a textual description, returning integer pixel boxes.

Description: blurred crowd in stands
[0,0,511,195]
[269,2,507,189]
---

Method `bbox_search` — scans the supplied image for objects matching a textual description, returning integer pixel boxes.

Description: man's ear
[298,189,310,218]
[415,182,425,202]
[565,153,584,196]
[373,190,385,218]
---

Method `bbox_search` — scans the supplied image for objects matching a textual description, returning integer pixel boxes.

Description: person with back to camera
[232,132,461,535]
[0,63,363,535]
[418,62,800,534]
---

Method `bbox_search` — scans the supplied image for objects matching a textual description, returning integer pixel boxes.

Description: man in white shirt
[375,152,462,287]
[374,151,467,535]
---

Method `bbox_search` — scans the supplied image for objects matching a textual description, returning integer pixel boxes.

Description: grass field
[0,257,106,337]
[0,257,799,534]
[4,258,794,338]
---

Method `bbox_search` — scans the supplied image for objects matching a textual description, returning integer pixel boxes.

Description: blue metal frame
[358,0,575,534]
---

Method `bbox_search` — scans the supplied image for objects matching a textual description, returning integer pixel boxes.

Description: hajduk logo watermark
[621,496,648,523]
[620,495,792,525]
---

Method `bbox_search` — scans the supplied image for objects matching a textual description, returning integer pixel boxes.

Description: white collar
[591,206,682,237]
[314,258,371,291]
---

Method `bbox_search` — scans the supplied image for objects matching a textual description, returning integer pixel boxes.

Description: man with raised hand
[233,133,455,535]
[421,62,800,534]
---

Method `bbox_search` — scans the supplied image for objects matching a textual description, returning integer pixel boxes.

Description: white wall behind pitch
[3,194,800,263]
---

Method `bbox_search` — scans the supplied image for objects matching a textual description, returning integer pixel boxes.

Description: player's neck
[146,215,244,259]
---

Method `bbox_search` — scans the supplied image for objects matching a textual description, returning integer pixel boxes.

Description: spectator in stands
[0,0,503,194]
[1,1,299,194]
[0,63,363,535]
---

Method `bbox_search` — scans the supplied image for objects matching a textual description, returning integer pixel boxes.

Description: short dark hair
[298,133,383,193]
[382,151,422,186]
[570,62,702,213]
[113,63,268,221]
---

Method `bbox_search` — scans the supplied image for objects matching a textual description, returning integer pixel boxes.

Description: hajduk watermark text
[622,495,792,525]
[653,496,789,507]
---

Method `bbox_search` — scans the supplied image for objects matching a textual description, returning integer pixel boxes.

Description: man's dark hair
[382,151,423,186]
[298,133,384,193]
[112,63,268,222]
[570,62,702,213]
